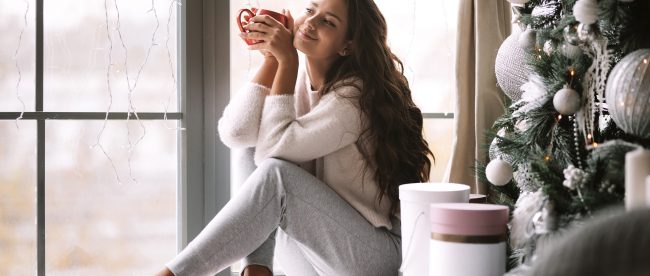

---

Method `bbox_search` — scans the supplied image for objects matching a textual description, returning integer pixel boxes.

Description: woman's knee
[256,158,296,173]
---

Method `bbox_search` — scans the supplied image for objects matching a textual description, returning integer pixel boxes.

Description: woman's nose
[304,17,317,31]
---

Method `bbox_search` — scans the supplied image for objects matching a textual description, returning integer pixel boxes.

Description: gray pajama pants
[166,154,402,276]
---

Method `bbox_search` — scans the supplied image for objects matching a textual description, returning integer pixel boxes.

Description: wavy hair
[319,0,434,213]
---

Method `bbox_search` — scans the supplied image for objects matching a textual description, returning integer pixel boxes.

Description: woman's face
[293,0,350,60]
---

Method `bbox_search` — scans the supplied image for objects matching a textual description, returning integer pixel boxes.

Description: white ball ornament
[573,0,599,25]
[553,86,582,115]
[605,49,650,138]
[486,159,514,186]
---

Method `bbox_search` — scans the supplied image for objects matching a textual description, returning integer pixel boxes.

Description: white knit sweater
[218,68,393,229]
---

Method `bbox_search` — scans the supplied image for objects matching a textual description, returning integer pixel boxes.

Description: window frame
[0,0,234,275]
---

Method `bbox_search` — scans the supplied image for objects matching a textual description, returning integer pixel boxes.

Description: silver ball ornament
[605,49,650,138]
[563,24,581,46]
[489,128,515,164]
[553,86,582,115]
[514,163,541,192]
[561,42,582,60]
[495,29,533,101]
[577,23,598,43]
[486,159,514,186]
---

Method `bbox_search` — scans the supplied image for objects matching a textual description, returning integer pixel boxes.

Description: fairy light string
[162,0,184,130]
[92,0,123,184]
[94,0,165,184]
[13,0,30,129]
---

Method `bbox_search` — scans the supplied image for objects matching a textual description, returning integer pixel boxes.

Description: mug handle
[237,8,255,33]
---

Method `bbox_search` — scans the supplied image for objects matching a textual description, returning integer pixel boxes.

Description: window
[228,0,459,273]
[1,0,182,274]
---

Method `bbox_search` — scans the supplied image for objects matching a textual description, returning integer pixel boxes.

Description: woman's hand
[240,10,297,65]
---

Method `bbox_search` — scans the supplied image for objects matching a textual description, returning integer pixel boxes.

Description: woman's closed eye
[322,19,335,27]
[305,8,336,28]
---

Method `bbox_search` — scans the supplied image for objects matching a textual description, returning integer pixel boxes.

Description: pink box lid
[430,203,509,236]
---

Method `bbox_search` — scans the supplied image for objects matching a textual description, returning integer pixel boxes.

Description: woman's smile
[297,28,318,41]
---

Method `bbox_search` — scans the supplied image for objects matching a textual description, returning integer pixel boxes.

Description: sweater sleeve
[254,86,362,165]
[217,83,269,148]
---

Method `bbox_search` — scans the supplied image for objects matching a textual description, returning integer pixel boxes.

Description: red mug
[237,8,289,45]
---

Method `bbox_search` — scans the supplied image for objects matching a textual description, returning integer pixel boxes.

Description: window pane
[45,120,177,274]
[377,0,458,113]
[0,0,36,112]
[0,121,37,275]
[44,0,178,112]
[423,119,454,182]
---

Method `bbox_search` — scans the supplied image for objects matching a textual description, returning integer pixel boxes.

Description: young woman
[158,0,432,275]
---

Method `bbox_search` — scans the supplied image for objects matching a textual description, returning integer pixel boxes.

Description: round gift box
[429,203,509,276]
[398,183,470,276]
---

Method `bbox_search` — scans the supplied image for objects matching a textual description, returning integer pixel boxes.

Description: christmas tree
[484,0,650,273]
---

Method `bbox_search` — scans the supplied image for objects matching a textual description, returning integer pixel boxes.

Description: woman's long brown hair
[319,0,434,213]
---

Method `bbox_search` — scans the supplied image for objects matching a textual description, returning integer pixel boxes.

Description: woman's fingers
[239,31,265,40]
[250,15,282,28]
[285,9,294,34]
[246,41,268,51]
[243,21,271,33]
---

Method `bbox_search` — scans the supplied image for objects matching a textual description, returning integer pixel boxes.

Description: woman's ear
[338,41,353,56]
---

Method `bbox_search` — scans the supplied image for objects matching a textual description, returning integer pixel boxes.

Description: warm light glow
[538,55,542,59]
[644,59,648,64]
[544,155,551,161]
[587,133,592,140]
[558,115,563,120]
[570,70,575,76]
[592,142,598,147]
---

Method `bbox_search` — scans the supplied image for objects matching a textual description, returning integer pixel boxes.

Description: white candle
[625,149,650,210]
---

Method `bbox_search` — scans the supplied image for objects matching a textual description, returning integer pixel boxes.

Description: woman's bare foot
[154,267,174,276]
[242,265,273,276]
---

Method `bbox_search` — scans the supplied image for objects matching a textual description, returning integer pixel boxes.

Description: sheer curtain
[444,0,511,194]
